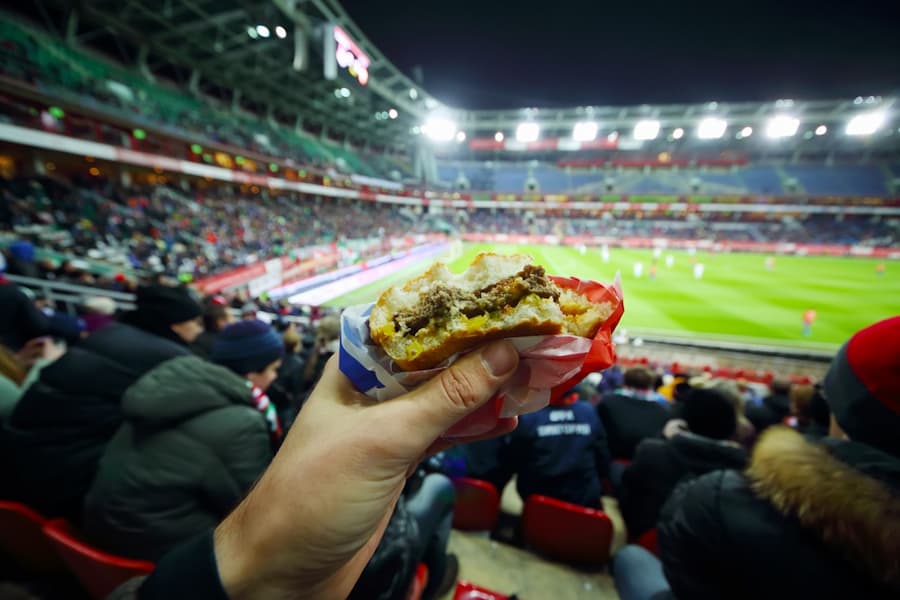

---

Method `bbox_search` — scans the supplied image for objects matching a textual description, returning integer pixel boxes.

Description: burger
[370,253,613,370]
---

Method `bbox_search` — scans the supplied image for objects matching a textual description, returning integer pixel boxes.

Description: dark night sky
[339,0,900,110]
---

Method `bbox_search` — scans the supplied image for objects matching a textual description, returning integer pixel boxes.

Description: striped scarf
[251,384,283,445]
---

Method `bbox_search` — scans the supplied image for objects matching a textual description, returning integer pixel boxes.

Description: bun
[370,253,612,370]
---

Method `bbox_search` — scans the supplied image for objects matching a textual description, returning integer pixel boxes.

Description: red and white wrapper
[339,274,624,438]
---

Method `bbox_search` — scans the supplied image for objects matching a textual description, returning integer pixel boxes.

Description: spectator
[192,298,233,359]
[267,326,306,428]
[790,383,831,439]
[647,316,900,600]
[80,295,117,334]
[597,367,671,460]
[745,376,792,431]
[0,268,71,350]
[83,321,282,561]
[620,389,748,537]
[504,389,610,508]
[454,437,514,494]
[120,284,204,348]
[706,379,757,448]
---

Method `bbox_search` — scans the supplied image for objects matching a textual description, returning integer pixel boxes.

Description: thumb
[386,340,520,452]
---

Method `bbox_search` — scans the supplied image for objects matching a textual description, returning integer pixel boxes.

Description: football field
[326,243,900,350]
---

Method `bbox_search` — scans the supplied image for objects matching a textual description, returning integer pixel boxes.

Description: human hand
[213,340,520,600]
[15,337,66,367]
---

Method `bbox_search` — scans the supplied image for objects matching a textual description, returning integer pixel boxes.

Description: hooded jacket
[83,356,272,561]
[621,432,748,537]
[658,427,900,600]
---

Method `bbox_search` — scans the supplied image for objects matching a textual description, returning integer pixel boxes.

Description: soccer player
[802,308,817,337]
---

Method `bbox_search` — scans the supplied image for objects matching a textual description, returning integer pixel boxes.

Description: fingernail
[482,342,517,376]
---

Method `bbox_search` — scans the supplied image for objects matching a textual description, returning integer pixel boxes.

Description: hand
[15,337,66,367]
[213,340,520,600]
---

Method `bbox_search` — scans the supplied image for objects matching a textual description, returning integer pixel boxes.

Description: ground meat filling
[394,265,559,334]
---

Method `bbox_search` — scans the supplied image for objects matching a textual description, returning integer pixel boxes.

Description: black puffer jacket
[658,427,900,600]
[596,392,670,459]
[83,356,272,561]
[621,432,747,537]
[0,348,138,520]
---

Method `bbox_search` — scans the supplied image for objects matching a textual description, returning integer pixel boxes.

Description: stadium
[0,0,898,599]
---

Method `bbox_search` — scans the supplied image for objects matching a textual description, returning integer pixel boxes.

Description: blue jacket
[505,400,610,508]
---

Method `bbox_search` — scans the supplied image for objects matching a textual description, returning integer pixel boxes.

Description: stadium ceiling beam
[149,7,251,40]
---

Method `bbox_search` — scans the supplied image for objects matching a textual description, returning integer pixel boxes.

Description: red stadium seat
[406,563,429,600]
[0,501,65,574]
[42,519,155,599]
[452,478,500,531]
[454,580,509,600]
[522,495,613,565]
[636,528,660,557]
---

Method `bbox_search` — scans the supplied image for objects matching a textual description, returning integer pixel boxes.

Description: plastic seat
[454,580,509,600]
[42,519,155,599]
[522,495,613,565]
[0,500,64,574]
[405,563,429,600]
[452,478,500,531]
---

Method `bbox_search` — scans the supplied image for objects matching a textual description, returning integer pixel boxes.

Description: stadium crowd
[1,242,897,599]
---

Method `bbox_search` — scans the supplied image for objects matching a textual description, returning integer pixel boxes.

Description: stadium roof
[12,0,900,156]
[23,0,442,146]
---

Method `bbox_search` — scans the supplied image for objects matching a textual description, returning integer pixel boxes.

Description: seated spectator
[790,383,831,439]
[597,367,671,460]
[504,389,610,508]
[267,326,306,428]
[80,296,117,334]
[0,266,73,350]
[646,316,900,600]
[350,473,459,600]
[620,389,748,537]
[0,339,64,421]
[705,379,757,448]
[83,320,282,561]
[745,376,792,431]
[81,285,201,377]
[191,297,233,359]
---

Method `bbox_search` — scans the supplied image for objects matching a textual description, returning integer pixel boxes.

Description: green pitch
[326,243,899,350]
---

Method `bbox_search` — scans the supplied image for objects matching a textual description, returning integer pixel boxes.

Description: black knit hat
[824,316,900,457]
[134,285,203,326]
[211,320,284,375]
[682,388,738,440]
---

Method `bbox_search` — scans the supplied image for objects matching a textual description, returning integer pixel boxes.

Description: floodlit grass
[326,243,900,349]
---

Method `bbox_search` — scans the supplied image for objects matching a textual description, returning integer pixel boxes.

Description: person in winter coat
[191,298,233,359]
[504,389,610,508]
[597,367,671,460]
[614,316,900,600]
[620,389,748,538]
[82,320,283,561]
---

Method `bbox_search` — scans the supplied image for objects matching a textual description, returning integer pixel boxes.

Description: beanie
[134,285,202,326]
[211,320,284,375]
[824,316,900,457]
[682,388,738,440]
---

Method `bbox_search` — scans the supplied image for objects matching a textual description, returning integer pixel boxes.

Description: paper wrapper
[339,274,624,438]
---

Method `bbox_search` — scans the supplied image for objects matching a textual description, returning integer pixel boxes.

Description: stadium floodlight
[846,111,886,136]
[456,131,467,142]
[275,26,287,39]
[739,126,753,138]
[421,116,458,142]
[697,117,727,139]
[256,25,270,38]
[766,115,800,138]
[607,131,619,142]
[672,127,684,140]
[388,108,398,119]
[516,122,540,143]
[494,132,505,142]
[247,27,258,39]
[572,121,598,142]
[633,120,660,141]
[409,88,419,100]
[815,125,827,136]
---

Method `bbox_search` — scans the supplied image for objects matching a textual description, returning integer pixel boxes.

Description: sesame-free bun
[370,253,611,370]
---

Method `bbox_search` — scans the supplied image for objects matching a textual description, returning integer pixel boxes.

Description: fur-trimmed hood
[747,427,900,590]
